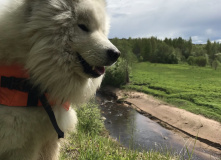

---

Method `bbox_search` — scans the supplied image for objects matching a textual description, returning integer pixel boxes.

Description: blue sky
[106,0,221,44]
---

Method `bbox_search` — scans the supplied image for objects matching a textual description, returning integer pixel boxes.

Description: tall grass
[76,102,104,136]
[60,101,178,160]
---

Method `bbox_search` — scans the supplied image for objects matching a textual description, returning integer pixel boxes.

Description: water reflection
[97,95,220,160]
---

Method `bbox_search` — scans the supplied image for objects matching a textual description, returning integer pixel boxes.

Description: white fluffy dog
[0,0,120,159]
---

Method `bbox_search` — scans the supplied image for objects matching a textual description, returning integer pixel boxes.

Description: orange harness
[0,65,30,106]
[0,65,70,110]
[0,65,69,138]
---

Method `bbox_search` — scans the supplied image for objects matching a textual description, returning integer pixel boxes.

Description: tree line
[110,37,221,68]
[102,37,221,87]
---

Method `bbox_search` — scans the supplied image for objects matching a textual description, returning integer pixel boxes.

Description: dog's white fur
[0,0,118,159]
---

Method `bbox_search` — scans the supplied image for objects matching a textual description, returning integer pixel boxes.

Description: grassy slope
[125,62,221,122]
[60,102,177,160]
[60,131,177,160]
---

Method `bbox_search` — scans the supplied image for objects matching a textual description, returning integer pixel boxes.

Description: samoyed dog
[0,0,120,159]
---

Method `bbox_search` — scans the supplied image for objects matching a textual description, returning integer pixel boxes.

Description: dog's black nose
[107,49,121,62]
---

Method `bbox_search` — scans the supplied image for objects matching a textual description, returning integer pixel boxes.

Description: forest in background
[102,37,221,87]
[110,37,221,68]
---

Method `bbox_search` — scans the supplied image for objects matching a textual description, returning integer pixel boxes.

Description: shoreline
[99,87,221,155]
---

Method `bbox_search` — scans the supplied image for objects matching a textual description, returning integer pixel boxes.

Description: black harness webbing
[39,94,64,138]
[0,76,64,139]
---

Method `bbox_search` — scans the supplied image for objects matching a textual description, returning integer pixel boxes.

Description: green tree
[141,39,152,61]
[212,41,219,56]
[132,40,141,57]
[152,42,178,64]
[219,42,221,52]
[192,44,206,57]
[150,37,157,61]
[150,37,157,53]
[205,39,213,66]
[205,39,212,55]
[185,37,192,58]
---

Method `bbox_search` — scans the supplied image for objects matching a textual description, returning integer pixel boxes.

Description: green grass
[60,131,178,160]
[60,101,178,160]
[124,62,221,122]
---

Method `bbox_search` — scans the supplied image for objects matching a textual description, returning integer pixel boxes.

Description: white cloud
[106,0,221,43]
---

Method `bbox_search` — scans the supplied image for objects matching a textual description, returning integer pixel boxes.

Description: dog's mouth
[77,53,105,78]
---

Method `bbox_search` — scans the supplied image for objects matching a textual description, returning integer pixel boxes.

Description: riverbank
[60,101,177,160]
[100,87,221,156]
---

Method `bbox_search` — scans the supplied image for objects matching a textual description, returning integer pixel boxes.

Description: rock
[164,137,168,140]
[100,116,106,121]
[116,113,123,117]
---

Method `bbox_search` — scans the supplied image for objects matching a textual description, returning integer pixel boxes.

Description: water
[97,95,220,160]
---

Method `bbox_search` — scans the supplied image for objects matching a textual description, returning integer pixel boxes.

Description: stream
[96,93,220,160]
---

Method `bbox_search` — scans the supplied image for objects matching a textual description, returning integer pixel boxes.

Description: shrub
[187,56,207,67]
[102,58,129,87]
[151,42,179,64]
[187,56,195,65]
[195,56,207,67]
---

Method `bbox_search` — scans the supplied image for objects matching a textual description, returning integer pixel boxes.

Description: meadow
[125,62,221,122]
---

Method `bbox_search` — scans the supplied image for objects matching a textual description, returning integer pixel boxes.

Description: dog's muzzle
[77,49,120,78]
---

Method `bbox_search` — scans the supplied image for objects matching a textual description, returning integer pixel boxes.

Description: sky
[106,0,221,44]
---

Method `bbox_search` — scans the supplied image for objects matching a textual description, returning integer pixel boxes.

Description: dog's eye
[78,24,89,32]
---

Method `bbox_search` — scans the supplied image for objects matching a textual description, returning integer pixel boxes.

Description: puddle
[97,94,220,160]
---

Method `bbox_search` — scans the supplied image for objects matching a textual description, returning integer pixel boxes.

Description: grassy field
[124,62,221,122]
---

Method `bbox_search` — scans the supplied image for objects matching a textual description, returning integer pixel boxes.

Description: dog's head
[24,0,120,103]
[68,0,120,78]
[26,0,120,78]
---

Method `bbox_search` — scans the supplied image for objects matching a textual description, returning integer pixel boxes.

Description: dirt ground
[101,87,221,154]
